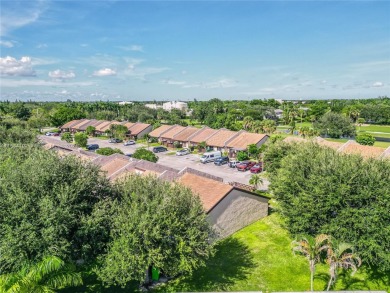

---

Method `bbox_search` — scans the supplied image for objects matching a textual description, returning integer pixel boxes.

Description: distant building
[275,109,284,119]
[163,101,188,112]
[144,104,162,110]
[118,101,133,105]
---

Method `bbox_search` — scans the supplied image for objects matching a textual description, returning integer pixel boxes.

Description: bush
[236,151,249,161]
[74,132,88,148]
[132,148,158,163]
[61,132,73,143]
[356,133,375,146]
[96,147,124,156]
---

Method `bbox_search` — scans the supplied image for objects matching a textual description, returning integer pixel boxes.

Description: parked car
[109,138,123,143]
[214,156,229,166]
[250,163,263,173]
[45,132,57,136]
[153,146,168,153]
[200,151,221,164]
[86,144,99,151]
[236,161,256,171]
[229,159,239,168]
[125,153,133,157]
[124,140,136,146]
[176,148,190,156]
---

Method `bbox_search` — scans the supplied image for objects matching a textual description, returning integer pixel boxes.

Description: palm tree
[292,234,330,291]
[249,174,263,190]
[242,116,254,131]
[0,256,82,293]
[325,242,361,291]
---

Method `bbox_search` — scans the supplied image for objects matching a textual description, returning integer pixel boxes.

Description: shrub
[74,132,88,148]
[132,148,158,163]
[96,147,124,156]
[236,151,249,161]
[355,133,375,146]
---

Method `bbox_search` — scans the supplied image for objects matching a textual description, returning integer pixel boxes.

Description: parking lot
[44,135,269,188]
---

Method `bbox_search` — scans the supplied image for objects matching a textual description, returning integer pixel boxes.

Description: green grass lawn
[153,213,389,292]
[359,124,390,133]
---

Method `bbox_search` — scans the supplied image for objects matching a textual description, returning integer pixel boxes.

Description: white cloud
[124,66,169,81]
[161,79,186,85]
[0,0,48,37]
[0,40,14,48]
[0,79,94,87]
[372,81,383,87]
[92,68,116,77]
[36,43,47,49]
[118,45,144,52]
[48,69,76,80]
[0,56,36,76]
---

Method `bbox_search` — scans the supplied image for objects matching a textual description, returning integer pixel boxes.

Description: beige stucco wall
[207,189,269,238]
[137,125,153,139]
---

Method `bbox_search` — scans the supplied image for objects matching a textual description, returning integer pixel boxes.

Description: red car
[236,161,256,171]
[250,163,263,173]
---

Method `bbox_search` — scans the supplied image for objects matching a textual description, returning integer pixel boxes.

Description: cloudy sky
[0,0,389,101]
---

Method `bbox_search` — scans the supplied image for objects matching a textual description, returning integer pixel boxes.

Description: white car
[124,140,136,146]
[176,148,190,156]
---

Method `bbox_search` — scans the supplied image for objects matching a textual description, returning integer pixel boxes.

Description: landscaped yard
[152,213,389,292]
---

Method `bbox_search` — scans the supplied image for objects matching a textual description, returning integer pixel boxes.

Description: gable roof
[340,141,386,159]
[77,119,99,131]
[70,119,90,130]
[205,129,239,148]
[160,125,186,140]
[99,121,122,132]
[94,121,112,132]
[122,122,135,129]
[128,122,151,135]
[61,119,82,129]
[173,126,201,142]
[188,127,219,144]
[148,125,175,138]
[226,132,268,150]
[178,172,233,213]
[315,137,344,150]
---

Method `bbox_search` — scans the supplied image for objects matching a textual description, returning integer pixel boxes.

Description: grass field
[153,213,389,292]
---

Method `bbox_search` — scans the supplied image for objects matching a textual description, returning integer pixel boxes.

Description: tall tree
[325,242,361,291]
[249,174,263,190]
[292,234,330,291]
[97,174,214,286]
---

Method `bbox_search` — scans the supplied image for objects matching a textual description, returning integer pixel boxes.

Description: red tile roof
[188,127,218,144]
[173,126,201,142]
[128,122,151,135]
[226,132,268,150]
[205,129,238,148]
[160,125,186,140]
[149,125,175,138]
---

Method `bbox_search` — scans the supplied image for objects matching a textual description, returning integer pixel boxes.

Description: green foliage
[50,106,86,127]
[270,143,390,270]
[236,151,249,161]
[314,112,356,138]
[96,147,124,156]
[132,148,158,163]
[74,132,88,148]
[355,133,375,146]
[85,126,96,136]
[110,124,128,140]
[97,174,214,286]
[0,126,37,144]
[197,141,207,152]
[0,255,82,293]
[263,140,295,174]
[0,145,113,272]
[249,174,263,190]
[247,144,259,157]
[61,132,73,143]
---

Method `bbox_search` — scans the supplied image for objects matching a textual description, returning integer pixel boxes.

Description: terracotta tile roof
[93,121,111,132]
[128,122,151,135]
[70,119,90,130]
[226,132,268,150]
[160,125,186,140]
[178,173,233,213]
[315,137,344,150]
[173,126,201,142]
[122,122,135,129]
[205,129,238,148]
[61,119,82,129]
[100,157,132,177]
[99,121,122,132]
[148,125,175,138]
[341,142,386,159]
[78,119,100,131]
[188,127,219,144]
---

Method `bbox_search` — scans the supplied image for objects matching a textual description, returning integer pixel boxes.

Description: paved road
[44,135,269,188]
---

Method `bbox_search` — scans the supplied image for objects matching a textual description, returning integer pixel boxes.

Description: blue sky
[0,0,389,101]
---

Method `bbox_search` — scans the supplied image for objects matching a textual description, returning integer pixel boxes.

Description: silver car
[124,140,136,146]
[176,148,190,156]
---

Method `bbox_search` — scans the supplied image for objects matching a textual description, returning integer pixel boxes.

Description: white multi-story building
[145,104,162,110]
[162,101,188,112]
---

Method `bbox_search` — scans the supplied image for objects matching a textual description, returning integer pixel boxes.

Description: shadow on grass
[153,237,256,292]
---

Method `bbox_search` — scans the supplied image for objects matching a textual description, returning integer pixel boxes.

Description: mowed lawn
[153,213,389,292]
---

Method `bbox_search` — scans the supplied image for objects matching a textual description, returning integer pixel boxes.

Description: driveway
[41,135,269,188]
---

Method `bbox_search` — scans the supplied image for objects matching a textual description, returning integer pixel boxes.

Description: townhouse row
[149,125,269,156]
[41,135,269,239]
[60,119,152,140]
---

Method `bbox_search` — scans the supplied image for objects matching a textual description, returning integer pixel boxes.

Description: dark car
[109,138,123,143]
[237,161,256,171]
[153,146,168,153]
[214,156,229,166]
[125,153,133,157]
[86,144,99,151]
[250,163,263,173]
